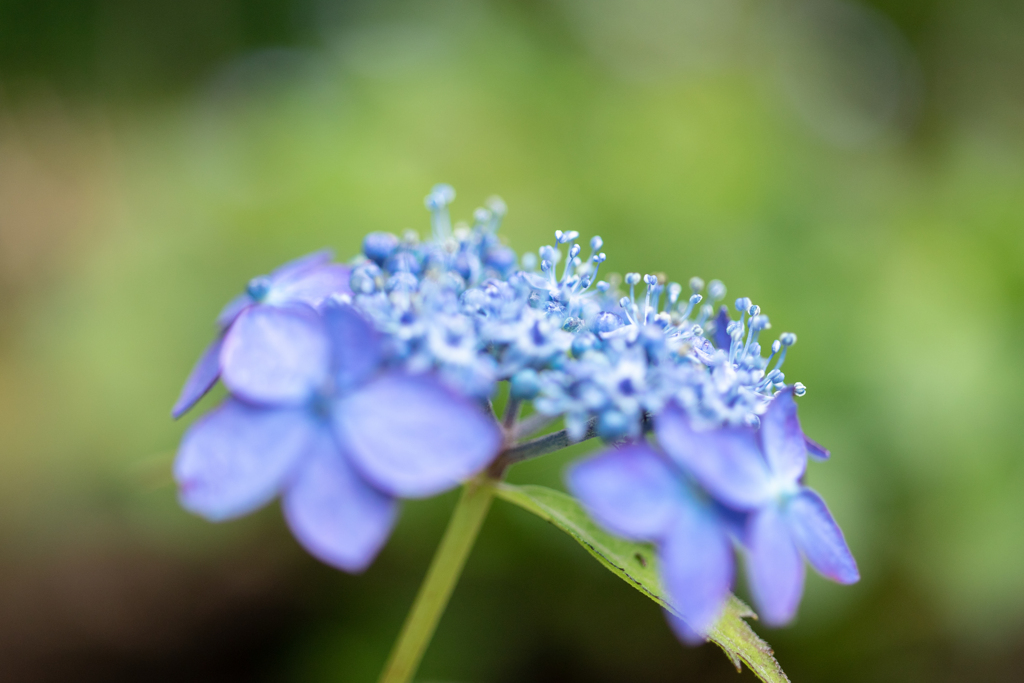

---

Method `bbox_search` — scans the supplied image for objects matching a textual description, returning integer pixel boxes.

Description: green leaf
[495,483,790,683]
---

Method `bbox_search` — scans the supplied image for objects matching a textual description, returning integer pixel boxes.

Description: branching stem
[511,412,556,440]
[501,418,598,466]
[502,397,522,429]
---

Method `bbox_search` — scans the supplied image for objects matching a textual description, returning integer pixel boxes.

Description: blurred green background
[1,0,1022,680]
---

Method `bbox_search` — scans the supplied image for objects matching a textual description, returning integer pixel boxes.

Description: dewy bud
[708,279,726,301]
[667,282,683,305]
[363,231,400,264]
[246,276,272,301]
[485,195,507,217]
[510,369,541,399]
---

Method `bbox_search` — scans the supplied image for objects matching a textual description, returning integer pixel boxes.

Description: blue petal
[283,433,398,573]
[322,300,381,391]
[272,264,352,307]
[566,443,683,541]
[744,504,805,626]
[174,400,314,521]
[712,305,732,351]
[759,388,807,482]
[333,373,502,498]
[216,294,251,329]
[655,403,773,510]
[659,499,735,636]
[172,336,223,419]
[220,305,330,406]
[787,488,859,584]
[269,249,334,282]
[805,435,831,461]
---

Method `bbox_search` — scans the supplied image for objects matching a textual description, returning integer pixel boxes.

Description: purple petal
[745,504,805,626]
[272,264,352,307]
[322,300,381,390]
[174,400,315,521]
[172,336,223,419]
[655,403,773,511]
[759,388,807,482]
[805,435,831,461]
[659,500,735,636]
[333,373,502,498]
[712,305,732,352]
[220,305,330,406]
[787,489,859,584]
[216,294,252,329]
[270,249,334,282]
[283,434,398,573]
[566,443,683,542]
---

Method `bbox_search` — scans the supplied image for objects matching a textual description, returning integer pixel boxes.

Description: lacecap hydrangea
[172,184,857,643]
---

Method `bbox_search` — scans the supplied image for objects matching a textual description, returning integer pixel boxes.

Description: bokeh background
[1,0,1022,680]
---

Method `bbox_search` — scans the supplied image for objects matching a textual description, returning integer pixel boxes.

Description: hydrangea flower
[569,387,858,641]
[656,387,859,625]
[174,300,501,571]
[172,250,351,418]
[171,184,857,649]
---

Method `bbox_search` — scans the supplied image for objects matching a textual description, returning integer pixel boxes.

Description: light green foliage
[2,0,1024,677]
[496,483,789,683]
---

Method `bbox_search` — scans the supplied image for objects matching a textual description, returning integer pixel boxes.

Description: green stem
[378,474,497,683]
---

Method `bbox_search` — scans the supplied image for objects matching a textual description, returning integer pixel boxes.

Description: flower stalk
[377,473,498,683]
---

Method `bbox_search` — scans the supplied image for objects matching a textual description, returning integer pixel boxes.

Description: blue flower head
[175,300,501,571]
[172,185,856,646]
[569,387,858,640]
[655,387,858,625]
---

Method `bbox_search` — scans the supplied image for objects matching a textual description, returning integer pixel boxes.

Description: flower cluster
[172,184,856,643]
